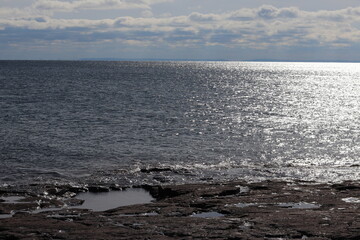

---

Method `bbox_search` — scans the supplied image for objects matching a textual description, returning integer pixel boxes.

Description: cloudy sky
[1,0,360,61]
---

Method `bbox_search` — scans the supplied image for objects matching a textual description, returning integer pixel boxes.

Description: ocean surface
[1,60,360,186]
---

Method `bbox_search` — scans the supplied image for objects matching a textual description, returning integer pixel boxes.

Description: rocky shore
[1,180,360,239]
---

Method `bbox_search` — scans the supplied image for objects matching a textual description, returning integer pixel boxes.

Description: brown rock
[1,180,360,239]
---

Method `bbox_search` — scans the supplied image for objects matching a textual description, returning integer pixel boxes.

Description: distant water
[1,60,360,186]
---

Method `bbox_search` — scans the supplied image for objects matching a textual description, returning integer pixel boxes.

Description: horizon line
[1,58,360,63]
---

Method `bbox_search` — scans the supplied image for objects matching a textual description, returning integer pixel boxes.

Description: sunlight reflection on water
[1,61,360,184]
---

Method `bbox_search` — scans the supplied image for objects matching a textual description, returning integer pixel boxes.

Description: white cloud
[189,12,219,22]
[0,7,39,19]
[141,10,154,18]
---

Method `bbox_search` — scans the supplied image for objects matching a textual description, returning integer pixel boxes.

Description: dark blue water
[1,61,360,185]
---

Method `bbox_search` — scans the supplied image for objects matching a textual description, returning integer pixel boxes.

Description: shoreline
[1,180,360,239]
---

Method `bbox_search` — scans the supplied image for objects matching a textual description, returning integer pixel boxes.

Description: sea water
[1,61,360,186]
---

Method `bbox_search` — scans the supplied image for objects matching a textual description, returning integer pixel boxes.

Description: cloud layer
[1,1,360,59]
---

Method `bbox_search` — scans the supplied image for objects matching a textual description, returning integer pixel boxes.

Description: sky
[1,0,360,61]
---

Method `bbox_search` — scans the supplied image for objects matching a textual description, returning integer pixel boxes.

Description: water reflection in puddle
[191,211,224,218]
[228,202,321,209]
[0,196,28,219]
[0,212,14,219]
[74,188,154,211]
[277,202,321,209]
[0,188,154,218]
[342,197,360,203]
[119,212,159,217]
[1,196,27,203]
[233,203,257,208]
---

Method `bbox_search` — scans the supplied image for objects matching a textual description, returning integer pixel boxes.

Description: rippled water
[1,61,360,185]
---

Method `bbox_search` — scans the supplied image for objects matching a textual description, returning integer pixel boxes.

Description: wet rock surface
[1,180,360,239]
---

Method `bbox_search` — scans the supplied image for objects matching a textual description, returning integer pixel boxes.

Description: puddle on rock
[141,212,158,216]
[46,213,81,219]
[232,203,257,208]
[191,211,224,218]
[119,212,159,217]
[1,188,154,217]
[1,196,27,203]
[277,202,320,209]
[0,196,30,219]
[74,188,154,212]
[228,202,320,209]
[342,197,360,203]
[240,221,254,229]
[238,186,250,194]
[0,212,14,219]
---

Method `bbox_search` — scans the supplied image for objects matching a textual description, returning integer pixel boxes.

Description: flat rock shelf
[1,180,360,239]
